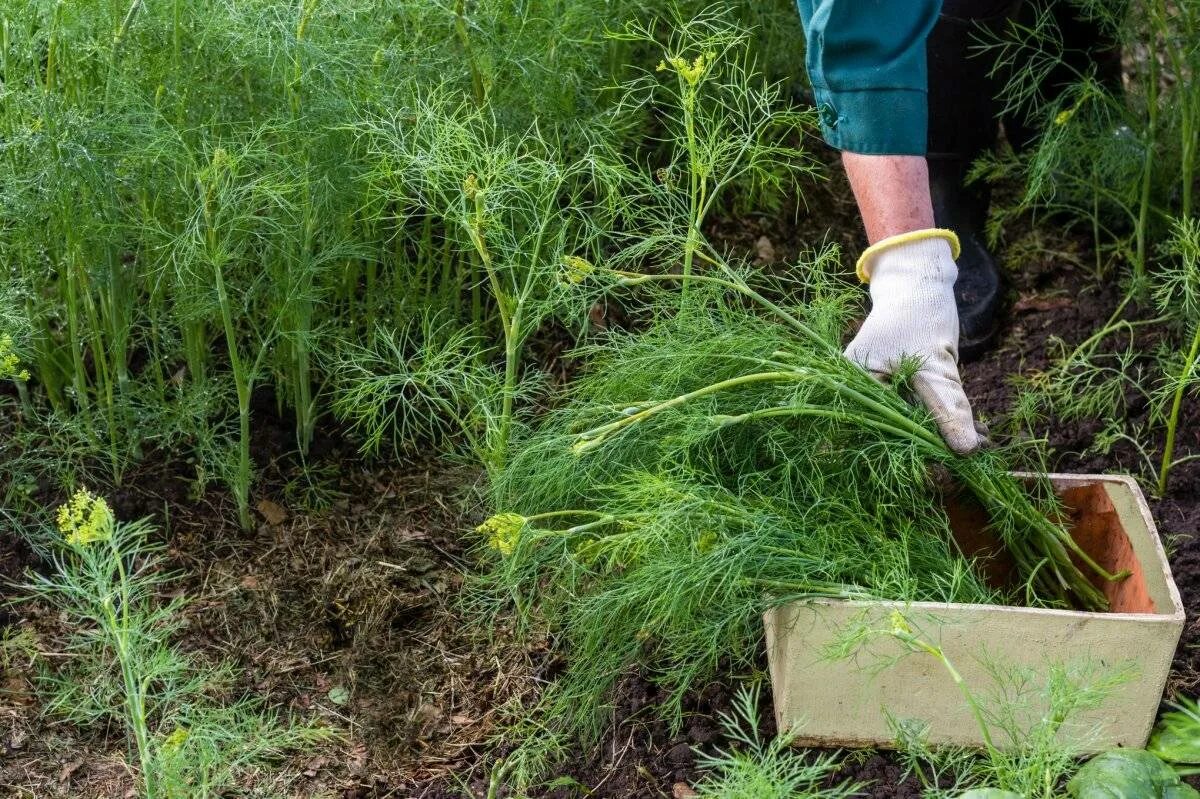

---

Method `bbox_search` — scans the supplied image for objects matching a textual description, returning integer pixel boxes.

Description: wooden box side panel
[1100,480,1184,616]
[766,601,1182,751]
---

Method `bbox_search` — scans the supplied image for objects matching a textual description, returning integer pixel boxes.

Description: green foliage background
[0,0,807,525]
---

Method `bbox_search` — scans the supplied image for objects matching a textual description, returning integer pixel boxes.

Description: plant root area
[2,204,1197,799]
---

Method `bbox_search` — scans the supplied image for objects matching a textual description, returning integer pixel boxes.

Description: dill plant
[0,0,666,520]
[690,684,861,799]
[834,610,1135,798]
[16,489,331,797]
[1012,217,1200,495]
[978,0,1200,279]
[346,87,629,472]
[975,1,1200,496]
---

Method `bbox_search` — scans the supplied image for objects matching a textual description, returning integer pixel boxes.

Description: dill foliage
[0,0,804,527]
[475,254,1119,748]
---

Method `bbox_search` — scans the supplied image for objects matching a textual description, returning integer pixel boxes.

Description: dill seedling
[15,490,331,797]
[691,683,862,798]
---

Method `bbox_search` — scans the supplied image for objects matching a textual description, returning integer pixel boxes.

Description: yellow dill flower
[0,335,29,382]
[681,53,706,84]
[561,255,595,285]
[658,50,715,86]
[888,609,913,637]
[161,727,189,752]
[463,173,479,200]
[1054,107,1076,126]
[476,512,526,556]
[56,489,114,548]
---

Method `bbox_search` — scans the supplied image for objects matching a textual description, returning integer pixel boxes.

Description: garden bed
[2,182,1198,799]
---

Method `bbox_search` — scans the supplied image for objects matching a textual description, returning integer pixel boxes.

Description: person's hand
[844,229,986,455]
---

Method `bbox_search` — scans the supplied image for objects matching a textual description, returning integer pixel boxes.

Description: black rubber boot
[926,0,1019,362]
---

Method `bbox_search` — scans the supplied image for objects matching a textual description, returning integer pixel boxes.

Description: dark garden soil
[1,168,1197,799]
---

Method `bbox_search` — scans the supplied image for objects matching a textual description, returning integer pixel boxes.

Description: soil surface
[1,164,1197,798]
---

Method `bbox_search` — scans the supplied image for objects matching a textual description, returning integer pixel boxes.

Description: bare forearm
[842,153,935,244]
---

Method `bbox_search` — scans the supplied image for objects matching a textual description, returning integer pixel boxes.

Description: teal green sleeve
[794,0,942,155]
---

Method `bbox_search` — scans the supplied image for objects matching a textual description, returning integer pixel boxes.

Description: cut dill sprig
[473,252,1123,751]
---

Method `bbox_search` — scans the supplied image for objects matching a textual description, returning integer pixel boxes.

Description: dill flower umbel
[462,173,480,200]
[0,334,30,382]
[561,255,595,285]
[889,609,913,638]
[656,51,715,86]
[476,512,526,556]
[56,489,114,547]
[161,727,190,752]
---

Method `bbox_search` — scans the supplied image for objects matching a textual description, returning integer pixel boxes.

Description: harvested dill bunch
[476,254,1125,744]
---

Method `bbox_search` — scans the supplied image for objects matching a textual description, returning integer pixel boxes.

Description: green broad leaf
[955,790,1023,799]
[1152,727,1200,765]
[1150,699,1200,766]
[1068,750,1200,799]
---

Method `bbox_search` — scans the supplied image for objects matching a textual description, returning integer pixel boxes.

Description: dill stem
[681,81,700,302]
[749,578,871,600]
[1135,0,1163,283]
[496,300,522,471]
[614,270,832,353]
[895,629,998,754]
[577,371,801,442]
[715,405,936,449]
[454,0,485,107]
[104,538,156,797]
[213,258,252,532]
[1158,323,1200,495]
[201,166,252,529]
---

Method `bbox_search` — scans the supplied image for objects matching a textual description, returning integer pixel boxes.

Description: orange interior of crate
[944,481,1155,614]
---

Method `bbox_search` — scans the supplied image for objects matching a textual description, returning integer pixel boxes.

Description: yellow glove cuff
[855,228,962,283]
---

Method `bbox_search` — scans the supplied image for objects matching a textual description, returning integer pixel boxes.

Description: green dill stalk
[454,0,486,107]
[681,75,703,301]
[212,256,252,532]
[1158,323,1200,496]
[1134,0,1163,283]
[200,158,253,531]
[1160,3,1197,219]
[887,613,998,754]
[103,533,158,798]
[665,52,712,302]
[461,176,533,471]
[60,233,94,430]
[43,1,60,93]
[285,3,319,452]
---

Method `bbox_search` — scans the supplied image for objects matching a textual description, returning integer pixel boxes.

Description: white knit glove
[844,229,985,455]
